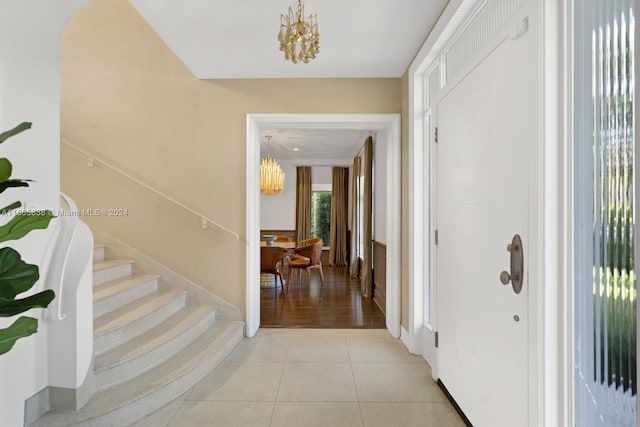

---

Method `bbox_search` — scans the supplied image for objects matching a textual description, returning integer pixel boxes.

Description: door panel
[435,13,538,427]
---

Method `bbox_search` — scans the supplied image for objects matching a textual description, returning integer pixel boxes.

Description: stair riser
[93,264,133,287]
[93,247,105,262]
[95,309,217,391]
[78,327,243,427]
[93,279,159,319]
[31,238,249,427]
[94,293,186,356]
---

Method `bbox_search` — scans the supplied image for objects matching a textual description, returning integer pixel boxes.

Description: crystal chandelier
[260,136,285,196]
[278,0,319,64]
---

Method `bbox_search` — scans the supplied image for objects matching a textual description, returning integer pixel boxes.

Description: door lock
[499,234,524,294]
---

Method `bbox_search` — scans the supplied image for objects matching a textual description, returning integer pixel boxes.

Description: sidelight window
[574,1,636,425]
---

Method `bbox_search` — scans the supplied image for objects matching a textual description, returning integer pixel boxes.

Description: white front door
[435,11,538,427]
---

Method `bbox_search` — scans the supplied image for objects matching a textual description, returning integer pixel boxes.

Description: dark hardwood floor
[260,265,386,328]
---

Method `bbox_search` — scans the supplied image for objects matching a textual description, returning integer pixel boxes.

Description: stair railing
[61,138,240,240]
[44,193,81,320]
[43,193,94,389]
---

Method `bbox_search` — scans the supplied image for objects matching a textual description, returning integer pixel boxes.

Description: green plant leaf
[0,316,37,356]
[0,179,30,195]
[0,201,21,215]
[0,211,54,244]
[0,122,31,145]
[0,159,12,182]
[0,290,54,317]
[0,247,39,299]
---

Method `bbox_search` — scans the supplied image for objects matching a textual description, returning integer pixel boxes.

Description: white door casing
[245,114,401,338]
[434,6,539,427]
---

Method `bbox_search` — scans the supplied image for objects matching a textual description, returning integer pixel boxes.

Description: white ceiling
[126,1,442,159]
[128,0,447,79]
[260,129,368,160]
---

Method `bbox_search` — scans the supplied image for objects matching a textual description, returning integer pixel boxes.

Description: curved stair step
[93,244,106,262]
[30,321,244,427]
[93,259,134,286]
[94,290,186,356]
[93,274,160,318]
[95,304,217,391]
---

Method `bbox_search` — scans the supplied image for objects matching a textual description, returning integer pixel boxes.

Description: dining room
[259,129,387,329]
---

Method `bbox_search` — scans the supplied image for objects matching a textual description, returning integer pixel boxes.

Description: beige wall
[400,71,409,329]
[61,0,401,315]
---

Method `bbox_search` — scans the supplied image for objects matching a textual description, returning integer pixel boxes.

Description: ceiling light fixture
[278,0,319,64]
[260,136,285,196]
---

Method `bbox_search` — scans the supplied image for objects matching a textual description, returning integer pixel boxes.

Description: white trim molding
[246,114,402,339]
[537,0,575,426]
[407,0,482,360]
[400,326,412,350]
[246,117,261,337]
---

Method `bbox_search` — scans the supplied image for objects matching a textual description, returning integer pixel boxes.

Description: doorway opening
[258,130,383,328]
[246,114,401,338]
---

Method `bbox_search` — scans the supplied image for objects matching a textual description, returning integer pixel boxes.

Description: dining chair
[299,237,322,245]
[287,238,324,288]
[260,246,288,298]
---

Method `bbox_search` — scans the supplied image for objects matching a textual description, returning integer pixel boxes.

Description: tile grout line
[134,331,454,426]
[160,390,189,427]
[346,337,365,427]
[269,336,292,426]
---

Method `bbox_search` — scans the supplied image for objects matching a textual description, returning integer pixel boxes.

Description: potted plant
[0,122,55,355]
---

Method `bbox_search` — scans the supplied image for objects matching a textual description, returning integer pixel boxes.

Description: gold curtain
[329,167,349,266]
[295,166,312,242]
[349,156,361,277]
[361,137,373,298]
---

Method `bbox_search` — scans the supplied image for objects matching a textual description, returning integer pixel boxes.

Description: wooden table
[260,241,296,249]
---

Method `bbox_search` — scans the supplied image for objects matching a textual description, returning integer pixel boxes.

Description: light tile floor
[135,329,466,427]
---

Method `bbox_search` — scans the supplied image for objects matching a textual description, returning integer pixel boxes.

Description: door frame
[246,113,402,339]
[407,0,571,425]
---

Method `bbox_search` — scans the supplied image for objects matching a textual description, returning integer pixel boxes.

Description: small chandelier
[260,136,285,196]
[278,0,319,64]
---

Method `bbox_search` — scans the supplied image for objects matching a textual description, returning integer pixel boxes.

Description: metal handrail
[61,139,240,240]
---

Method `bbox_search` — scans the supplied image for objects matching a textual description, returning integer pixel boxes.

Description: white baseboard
[400,326,413,353]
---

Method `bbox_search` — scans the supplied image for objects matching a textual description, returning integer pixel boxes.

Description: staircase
[31,244,244,427]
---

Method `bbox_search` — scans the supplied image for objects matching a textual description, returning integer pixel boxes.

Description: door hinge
[435,331,439,348]
[434,127,439,143]
[434,229,439,245]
